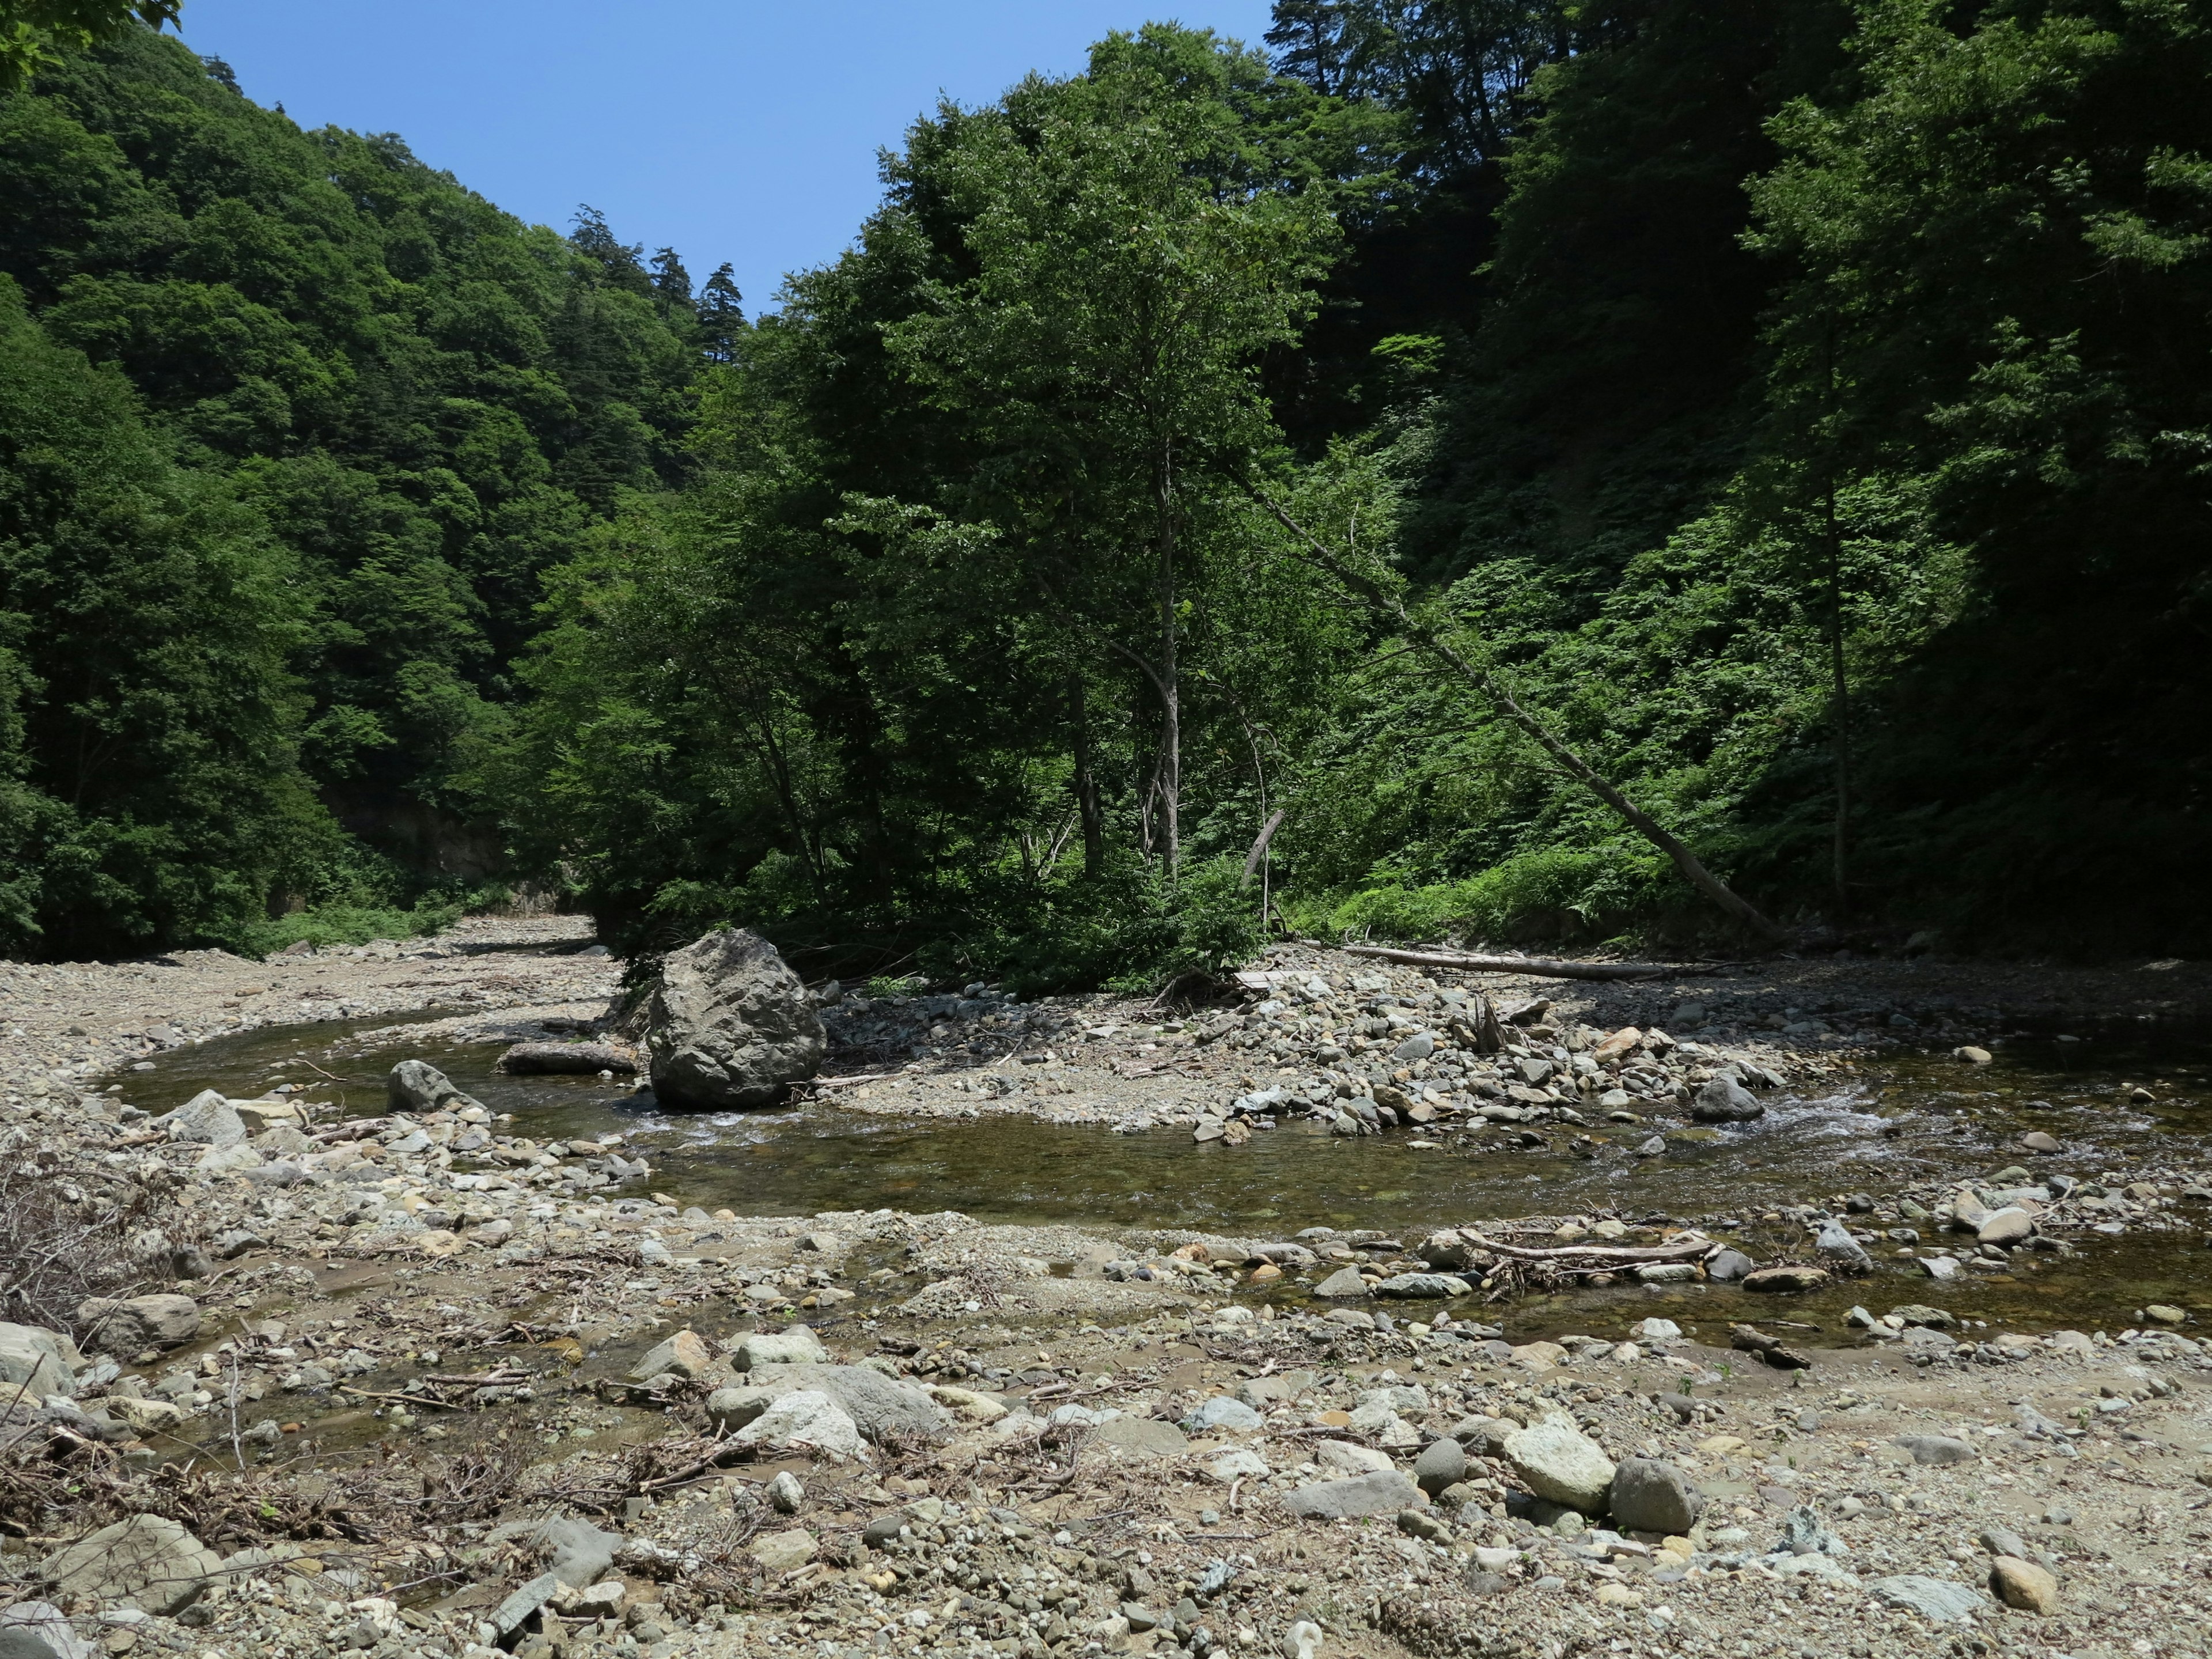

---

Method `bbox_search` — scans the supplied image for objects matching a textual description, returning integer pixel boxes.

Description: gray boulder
[39,1515,219,1614]
[743,1365,946,1444]
[1093,1417,1189,1460]
[1815,1218,1873,1272]
[1868,1575,1989,1625]
[75,1295,200,1355]
[1313,1266,1369,1299]
[1608,1458,1705,1533]
[1285,1471,1424,1520]
[728,1327,828,1370]
[706,1385,778,1433]
[0,1602,92,1659]
[645,930,826,1108]
[0,1324,79,1403]
[149,1090,245,1147]
[1181,1397,1263,1434]
[1690,1077,1763,1122]
[1706,1248,1756,1282]
[386,1060,482,1113]
[1897,1433,1976,1466]
[1502,1416,1616,1514]
[1413,1437,1467,1495]
[734,1391,865,1459]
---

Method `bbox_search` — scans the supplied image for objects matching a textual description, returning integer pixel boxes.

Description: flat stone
[1608,1458,1705,1533]
[106,1396,185,1435]
[1207,1449,1269,1482]
[38,1515,219,1615]
[1285,1470,1424,1520]
[1093,1416,1190,1460]
[1503,1415,1615,1514]
[1181,1397,1263,1434]
[490,1573,560,1638]
[1976,1207,2035,1246]
[1316,1440,1395,1478]
[1896,1434,1975,1466]
[1868,1575,1989,1624]
[725,1336,831,1371]
[749,1528,816,1574]
[2020,1131,2062,1154]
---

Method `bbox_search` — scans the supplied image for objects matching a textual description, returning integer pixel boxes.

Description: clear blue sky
[175,1,1282,312]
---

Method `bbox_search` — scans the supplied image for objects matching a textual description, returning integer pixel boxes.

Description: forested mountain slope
[1,5,2205,972]
[0,28,714,955]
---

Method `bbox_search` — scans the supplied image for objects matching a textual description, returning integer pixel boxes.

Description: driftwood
[1456,1232,1714,1266]
[1342,945,1728,982]
[495,1041,637,1076]
[805,1072,899,1092]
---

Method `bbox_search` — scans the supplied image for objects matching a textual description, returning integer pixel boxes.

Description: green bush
[236,896,474,959]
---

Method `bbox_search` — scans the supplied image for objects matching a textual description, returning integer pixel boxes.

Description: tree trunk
[1155,447,1181,876]
[1251,485,1790,945]
[1823,488,1851,921]
[1069,671,1104,877]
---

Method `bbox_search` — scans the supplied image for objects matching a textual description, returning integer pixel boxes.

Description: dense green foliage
[3,5,2205,971]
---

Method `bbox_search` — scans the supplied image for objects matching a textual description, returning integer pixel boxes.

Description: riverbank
[2,926,2210,1659]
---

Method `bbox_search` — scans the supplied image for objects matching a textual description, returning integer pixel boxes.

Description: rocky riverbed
[3,924,2211,1659]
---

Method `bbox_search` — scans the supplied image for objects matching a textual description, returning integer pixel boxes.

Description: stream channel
[113,1013,2212,1348]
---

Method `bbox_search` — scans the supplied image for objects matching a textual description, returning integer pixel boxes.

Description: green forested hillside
[0,26,705,955]
[2,4,2206,971]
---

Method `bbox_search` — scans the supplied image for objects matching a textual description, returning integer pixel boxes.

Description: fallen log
[496,1040,637,1075]
[805,1072,899,1091]
[1342,945,1730,982]
[1453,1232,1714,1265]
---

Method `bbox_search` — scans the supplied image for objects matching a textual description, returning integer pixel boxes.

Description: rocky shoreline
[2,924,2209,1659]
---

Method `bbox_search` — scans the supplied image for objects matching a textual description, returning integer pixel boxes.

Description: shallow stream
[117,1013,2212,1343]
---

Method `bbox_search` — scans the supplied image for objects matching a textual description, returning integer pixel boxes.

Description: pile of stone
[1177,968,1798,1146]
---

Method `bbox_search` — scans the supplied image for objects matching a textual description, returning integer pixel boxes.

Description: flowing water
[116,1013,2212,1343]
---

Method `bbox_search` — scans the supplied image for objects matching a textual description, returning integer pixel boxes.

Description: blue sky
[175,1,1282,313]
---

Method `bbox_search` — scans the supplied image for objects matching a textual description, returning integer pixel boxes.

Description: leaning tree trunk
[1251,485,1789,945]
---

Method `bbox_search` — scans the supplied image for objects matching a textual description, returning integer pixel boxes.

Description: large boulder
[39,1515,219,1614]
[1502,1415,1616,1515]
[1608,1457,1705,1533]
[147,1090,246,1147]
[645,930,825,1108]
[1690,1076,1763,1123]
[741,1365,946,1444]
[0,1324,80,1404]
[1285,1471,1424,1520]
[733,1391,865,1460]
[728,1327,828,1370]
[75,1296,200,1355]
[386,1060,482,1114]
